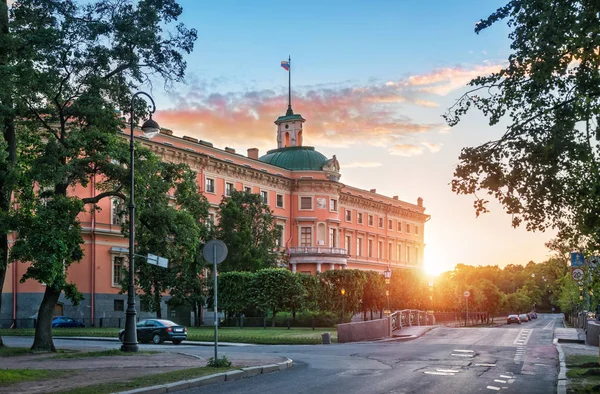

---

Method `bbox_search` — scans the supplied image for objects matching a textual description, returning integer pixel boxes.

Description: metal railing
[288,247,347,255]
[390,309,436,331]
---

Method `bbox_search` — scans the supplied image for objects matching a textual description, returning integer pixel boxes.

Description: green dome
[259,146,328,171]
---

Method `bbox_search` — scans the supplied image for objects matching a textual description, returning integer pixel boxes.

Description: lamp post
[340,288,346,323]
[384,267,391,314]
[121,91,161,353]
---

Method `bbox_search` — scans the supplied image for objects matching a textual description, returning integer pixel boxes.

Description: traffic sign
[464,291,470,297]
[571,268,584,281]
[147,253,168,268]
[203,240,228,264]
[571,252,585,267]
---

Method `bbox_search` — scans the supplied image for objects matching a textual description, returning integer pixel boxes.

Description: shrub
[206,355,232,368]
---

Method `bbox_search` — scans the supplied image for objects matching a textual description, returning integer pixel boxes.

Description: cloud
[388,144,424,157]
[157,62,498,154]
[341,161,383,169]
[387,63,504,96]
[422,142,442,153]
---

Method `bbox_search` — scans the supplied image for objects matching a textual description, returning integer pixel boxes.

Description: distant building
[1,102,429,327]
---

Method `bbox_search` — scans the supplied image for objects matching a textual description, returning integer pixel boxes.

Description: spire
[286,55,293,116]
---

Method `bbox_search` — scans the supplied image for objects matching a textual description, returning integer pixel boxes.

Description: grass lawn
[566,354,600,393]
[0,326,337,344]
[0,369,70,385]
[59,366,236,394]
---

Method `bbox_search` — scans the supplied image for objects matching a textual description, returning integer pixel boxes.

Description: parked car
[507,315,521,324]
[529,312,537,319]
[518,313,529,322]
[52,316,85,328]
[119,319,187,345]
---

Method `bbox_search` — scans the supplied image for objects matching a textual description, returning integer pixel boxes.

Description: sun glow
[423,248,448,276]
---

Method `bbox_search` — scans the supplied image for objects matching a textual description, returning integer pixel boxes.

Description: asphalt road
[4,313,562,394]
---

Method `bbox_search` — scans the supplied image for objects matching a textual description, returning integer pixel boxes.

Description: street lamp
[340,288,346,323]
[121,91,161,353]
[384,267,392,314]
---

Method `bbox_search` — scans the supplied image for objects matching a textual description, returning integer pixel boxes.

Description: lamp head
[141,115,160,139]
[384,266,392,279]
[341,288,346,296]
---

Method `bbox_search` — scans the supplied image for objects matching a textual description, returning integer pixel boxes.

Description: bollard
[322,332,331,344]
[312,317,315,331]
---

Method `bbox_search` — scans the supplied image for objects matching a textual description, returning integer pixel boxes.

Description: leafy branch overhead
[445,0,600,249]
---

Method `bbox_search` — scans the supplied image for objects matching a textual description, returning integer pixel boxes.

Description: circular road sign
[464,291,470,297]
[571,268,584,281]
[203,240,228,264]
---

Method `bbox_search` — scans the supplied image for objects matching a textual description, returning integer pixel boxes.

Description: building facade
[1,104,429,326]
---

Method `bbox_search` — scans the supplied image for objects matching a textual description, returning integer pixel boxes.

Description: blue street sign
[571,252,585,267]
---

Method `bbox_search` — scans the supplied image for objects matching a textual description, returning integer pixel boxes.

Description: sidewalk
[554,326,598,394]
[0,337,291,394]
[54,336,256,347]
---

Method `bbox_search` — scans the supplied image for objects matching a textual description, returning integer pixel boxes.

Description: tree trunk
[271,310,276,327]
[31,286,61,352]
[0,0,17,349]
[154,286,162,319]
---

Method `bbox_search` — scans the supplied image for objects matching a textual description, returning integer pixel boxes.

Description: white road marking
[513,328,533,345]
[474,363,496,367]
[425,371,455,376]
[500,375,512,379]
[543,320,555,330]
[508,379,515,383]
[494,379,507,383]
[453,349,475,353]
[451,353,475,357]
[535,363,549,366]
[486,386,501,391]
[436,369,460,373]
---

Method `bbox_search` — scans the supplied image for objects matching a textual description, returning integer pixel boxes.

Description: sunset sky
[148,0,556,275]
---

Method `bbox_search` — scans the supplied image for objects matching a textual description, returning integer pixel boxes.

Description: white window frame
[329,198,338,212]
[388,242,393,261]
[225,182,234,196]
[205,177,215,193]
[378,217,383,228]
[368,215,374,227]
[397,221,402,232]
[406,223,411,233]
[112,256,126,287]
[300,196,313,210]
[415,225,419,235]
[276,194,284,208]
[345,235,351,255]
[388,220,393,230]
[357,237,363,256]
[244,186,252,193]
[368,239,373,257]
[357,212,363,224]
[378,241,383,258]
[300,227,312,247]
[329,228,337,247]
[260,190,269,204]
[345,209,352,222]
[111,198,125,226]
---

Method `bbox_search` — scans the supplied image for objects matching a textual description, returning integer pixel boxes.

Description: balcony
[288,247,348,256]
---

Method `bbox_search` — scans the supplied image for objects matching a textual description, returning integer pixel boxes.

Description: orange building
[1,103,429,327]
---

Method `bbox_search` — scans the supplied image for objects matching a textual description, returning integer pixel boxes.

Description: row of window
[299,227,420,263]
[205,178,285,208]
[344,210,419,234]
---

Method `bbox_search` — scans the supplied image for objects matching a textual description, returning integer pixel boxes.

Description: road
[4,313,561,394]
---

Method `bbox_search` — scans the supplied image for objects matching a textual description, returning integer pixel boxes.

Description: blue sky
[147,0,556,274]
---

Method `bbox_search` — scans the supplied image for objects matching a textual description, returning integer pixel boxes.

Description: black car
[119,319,187,345]
[52,316,85,328]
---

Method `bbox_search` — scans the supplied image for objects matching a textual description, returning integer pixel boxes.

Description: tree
[319,269,366,321]
[251,268,305,326]
[215,190,282,272]
[362,271,386,320]
[128,159,210,319]
[5,0,197,352]
[215,271,255,316]
[445,1,600,249]
[0,0,18,349]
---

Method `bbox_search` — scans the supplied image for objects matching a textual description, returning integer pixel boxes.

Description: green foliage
[214,190,282,272]
[0,368,67,385]
[362,271,386,313]
[251,269,305,322]
[206,355,231,368]
[319,269,366,319]
[216,271,255,315]
[445,0,600,252]
[2,0,197,350]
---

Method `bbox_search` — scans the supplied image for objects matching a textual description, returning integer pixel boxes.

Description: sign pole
[466,296,469,327]
[213,243,218,361]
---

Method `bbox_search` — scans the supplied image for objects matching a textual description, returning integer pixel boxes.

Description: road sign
[571,268,584,281]
[147,253,168,268]
[571,252,585,267]
[589,256,599,269]
[464,291,470,297]
[203,240,228,264]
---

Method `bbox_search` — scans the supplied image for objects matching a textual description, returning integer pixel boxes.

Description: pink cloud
[388,144,424,157]
[341,161,383,169]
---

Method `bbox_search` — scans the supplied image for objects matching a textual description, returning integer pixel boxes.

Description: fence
[219,315,337,329]
[0,317,133,329]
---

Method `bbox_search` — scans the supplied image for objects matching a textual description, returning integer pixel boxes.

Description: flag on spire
[281,60,290,71]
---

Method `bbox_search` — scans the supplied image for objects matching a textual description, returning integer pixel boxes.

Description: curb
[53,337,255,347]
[554,338,566,394]
[112,358,294,394]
